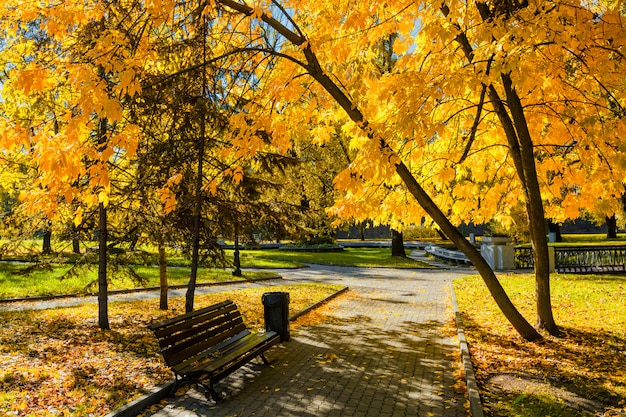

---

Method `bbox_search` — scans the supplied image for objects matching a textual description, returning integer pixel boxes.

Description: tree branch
[218,0,306,46]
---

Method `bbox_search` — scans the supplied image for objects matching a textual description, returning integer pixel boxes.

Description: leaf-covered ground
[0,283,344,416]
[454,273,626,417]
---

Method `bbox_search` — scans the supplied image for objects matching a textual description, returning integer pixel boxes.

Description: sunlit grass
[454,273,626,416]
[515,234,626,248]
[0,246,430,299]
[0,282,345,416]
[561,233,626,242]
[0,264,277,299]
[237,247,431,268]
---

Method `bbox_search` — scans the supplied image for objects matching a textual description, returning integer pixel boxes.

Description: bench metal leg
[260,353,270,365]
[200,378,223,402]
[170,375,187,397]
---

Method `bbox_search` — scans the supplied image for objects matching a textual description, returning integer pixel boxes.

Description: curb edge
[103,381,175,417]
[449,281,485,417]
[289,286,349,321]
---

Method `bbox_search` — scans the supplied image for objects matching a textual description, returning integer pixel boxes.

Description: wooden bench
[148,300,280,401]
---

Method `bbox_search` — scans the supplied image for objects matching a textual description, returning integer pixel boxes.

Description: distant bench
[424,244,471,264]
[148,300,280,401]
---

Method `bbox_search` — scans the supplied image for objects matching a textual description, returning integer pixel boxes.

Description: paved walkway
[143,260,473,417]
[0,278,284,312]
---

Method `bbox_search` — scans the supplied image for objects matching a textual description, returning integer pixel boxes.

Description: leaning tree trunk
[396,163,542,340]
[216,0,541,340]
[301,45,542,340]
[437,0,557,335]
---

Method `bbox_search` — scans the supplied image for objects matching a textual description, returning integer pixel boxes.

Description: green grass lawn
[561,233,626,242]
[0,264,277,299]
[454,273,626,416]
[236,247,432,268]
[0,246,429,299]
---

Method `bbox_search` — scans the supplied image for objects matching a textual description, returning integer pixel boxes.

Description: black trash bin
[262,292,290,342]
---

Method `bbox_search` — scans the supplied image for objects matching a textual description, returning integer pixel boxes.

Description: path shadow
[149,315,467,417]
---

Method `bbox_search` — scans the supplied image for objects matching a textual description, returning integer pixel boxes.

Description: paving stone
[142,262,471,417]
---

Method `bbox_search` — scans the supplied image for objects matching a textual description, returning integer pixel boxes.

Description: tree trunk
[157,232,168,310]
[72,234,80,254]
[98,202,110,330]
[186,13,209,314]
[216,1,541,340]
[500,74,558,335]
[233,232,242,277]
[435,229,448,240]
[436,1,557,335]
[396,163,541,340]
[186,136,204,313]
[42,229,52,255]
[607,215,618,239]
[391,229,406,257]
[305,50,541,339]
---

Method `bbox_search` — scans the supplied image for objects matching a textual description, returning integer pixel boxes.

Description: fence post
[480,237,513,271]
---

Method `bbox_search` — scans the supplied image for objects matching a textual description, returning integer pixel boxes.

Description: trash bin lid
[262,292,290,304]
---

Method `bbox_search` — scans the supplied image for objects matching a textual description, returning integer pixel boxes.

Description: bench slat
[152,304,238,339]
[157,309,241,349]
[165,321,248,367]
[176,331,279,376]
[207,332,278,372]
[148,300,233,331]
[172,329,251,375]
[148,300,281,400]
[206,333,280,384]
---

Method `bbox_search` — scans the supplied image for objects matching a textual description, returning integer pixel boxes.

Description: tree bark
[233,222,242,276]
[185,13,209,313]
[98,202,110,330]
[42,228,52,255]
[72,233,81,254]
[302,45,541,340]
[500,74,558,335]
[437,0,558,335]
[391,229,407,257]
[607,215,618,239]
[396,163,541,340]
[157,232,168,310]
[186,130,204,313]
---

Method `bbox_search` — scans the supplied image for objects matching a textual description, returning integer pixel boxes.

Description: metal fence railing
[514,246,626,274]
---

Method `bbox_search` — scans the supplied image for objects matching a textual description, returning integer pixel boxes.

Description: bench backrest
[148,300,249,367]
